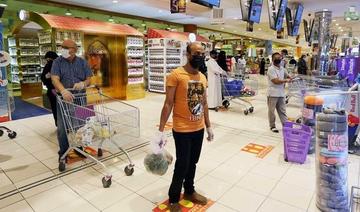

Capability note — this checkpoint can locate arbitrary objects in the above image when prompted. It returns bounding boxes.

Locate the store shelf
[128,72,144,76]
[166,64,181,67]
[149,88,165,93]
[128,63,144,67]
[128,80,144,85]
[149,72,164,76]
[149,64,165,68]
[22,72,42,75]
[127,54,144,57]
[126,45,144,48]
[19,45,39,48]
[149,80,164,85]
[19,54,40,57]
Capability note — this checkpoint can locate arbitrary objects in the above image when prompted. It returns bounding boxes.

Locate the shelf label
[328,134,348,152]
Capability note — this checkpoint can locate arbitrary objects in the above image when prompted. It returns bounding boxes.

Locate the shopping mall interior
[0,0,359,211]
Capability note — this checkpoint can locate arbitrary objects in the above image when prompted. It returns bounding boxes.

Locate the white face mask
[60,48,71,59]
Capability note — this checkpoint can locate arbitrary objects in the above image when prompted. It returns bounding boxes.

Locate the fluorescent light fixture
[112,0,118,3]
[65,9,72,16]
[0,3,7,7]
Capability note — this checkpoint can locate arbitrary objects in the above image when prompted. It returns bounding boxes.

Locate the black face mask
[273,59,282,65]
[189,55,205,69]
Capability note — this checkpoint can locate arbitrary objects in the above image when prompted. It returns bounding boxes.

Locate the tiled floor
[0,75,359,211]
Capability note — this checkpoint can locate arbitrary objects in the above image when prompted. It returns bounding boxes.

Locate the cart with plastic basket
[0,89,16,139]
[286,75,349,105]
[221,76,258,115]
[57,87,140,188]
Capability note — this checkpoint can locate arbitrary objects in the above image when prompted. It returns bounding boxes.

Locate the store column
[315,10,332,76]
[265,40,272,56]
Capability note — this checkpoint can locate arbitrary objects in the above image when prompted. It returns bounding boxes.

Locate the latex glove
[73,81,85,90]
[150,131,167,154]
[61,89,74,102]
[206,127,214,142]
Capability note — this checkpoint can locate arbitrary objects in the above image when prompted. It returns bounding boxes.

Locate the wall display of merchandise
[126,36,145,85]
[8,37,43,98]
[146,29,211,93]
[12,12,144,100]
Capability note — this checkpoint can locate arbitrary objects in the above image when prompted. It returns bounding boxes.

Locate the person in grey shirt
[51,39,92,171]
[267,52,292,133]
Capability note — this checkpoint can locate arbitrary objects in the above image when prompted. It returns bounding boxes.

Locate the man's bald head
[186,42,204,55]
[61,39,78,60]
[62,39,77,50]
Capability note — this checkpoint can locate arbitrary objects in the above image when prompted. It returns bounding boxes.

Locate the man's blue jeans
[56,101,69,159]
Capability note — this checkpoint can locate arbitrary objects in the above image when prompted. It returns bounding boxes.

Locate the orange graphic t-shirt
[167,67,208,133]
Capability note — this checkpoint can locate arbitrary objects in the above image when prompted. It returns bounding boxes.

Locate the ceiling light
[112,0,118,2]
[258,28,262,31]
[341,29,344,32]
[0,3,7,7]
[141,22,146,27]
[65,9,72,16]
[332,19,336,22]
[336,23,339,26]
[158,10,163,13]
[221,27,224,30]
[108,16,114,22]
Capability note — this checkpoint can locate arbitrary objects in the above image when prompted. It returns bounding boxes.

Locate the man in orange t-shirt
[157,42,214,212]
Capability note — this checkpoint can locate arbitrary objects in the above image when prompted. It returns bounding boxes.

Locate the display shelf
[126,36,145,88]
[126,45,144,48]
[128,54,145,57]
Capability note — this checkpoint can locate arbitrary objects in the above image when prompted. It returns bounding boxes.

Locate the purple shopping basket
[282,122,312,164]
[75,105,95,120]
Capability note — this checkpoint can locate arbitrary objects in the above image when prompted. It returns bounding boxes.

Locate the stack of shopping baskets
[221,75,258,115]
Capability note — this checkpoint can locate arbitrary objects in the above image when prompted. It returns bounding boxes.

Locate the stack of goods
[303,96,324,154]
[316,109,348,212]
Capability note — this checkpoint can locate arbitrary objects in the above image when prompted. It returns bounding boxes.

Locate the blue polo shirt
[51,56,93,89]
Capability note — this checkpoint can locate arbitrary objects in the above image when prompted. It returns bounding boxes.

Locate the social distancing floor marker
[67,146,107,164]
[153,195,214,212]
[241,143,274,159]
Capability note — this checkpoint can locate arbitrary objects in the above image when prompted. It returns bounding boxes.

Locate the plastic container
[316,110,349,212]
[283,122,312,164]
[223,79,243,96]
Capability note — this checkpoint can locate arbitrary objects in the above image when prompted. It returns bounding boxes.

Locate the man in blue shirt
[51,39,92,171]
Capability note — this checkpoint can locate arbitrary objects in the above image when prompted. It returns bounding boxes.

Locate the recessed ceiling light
[258,28,262,31]
[336,23,339,26]
[65,9,72,16]
[341,29,344,32]
[332,19,336,22]
[112,0,118,3]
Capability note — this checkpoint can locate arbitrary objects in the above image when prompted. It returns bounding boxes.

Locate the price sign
[302,108,314,119]
[328,134,348,152]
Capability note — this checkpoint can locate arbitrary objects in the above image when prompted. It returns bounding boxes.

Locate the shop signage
[337,56,360,85]
[170,0,186,13]
[267,0,288,31]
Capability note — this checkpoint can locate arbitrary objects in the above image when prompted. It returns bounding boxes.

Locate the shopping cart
[286,75,348,105]
[57,86,140,188]
[0,89,16,139]
[221,75,258,115]
[350,186,360,212]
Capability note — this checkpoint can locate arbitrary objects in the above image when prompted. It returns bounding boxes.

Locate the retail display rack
[126,36,145,85]
[146,29,212,93]
[147,38,183,93]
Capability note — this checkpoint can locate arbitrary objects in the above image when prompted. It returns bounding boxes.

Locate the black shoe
[271,127,279,133]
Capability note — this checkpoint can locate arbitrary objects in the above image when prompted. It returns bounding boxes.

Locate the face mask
[273,59,282,65]
[60,48,71,59]
[189,55,204,69]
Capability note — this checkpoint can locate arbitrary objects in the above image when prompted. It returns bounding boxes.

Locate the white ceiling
[50,0,360,46]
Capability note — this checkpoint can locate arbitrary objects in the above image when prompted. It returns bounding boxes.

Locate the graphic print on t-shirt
[187,80,205,121]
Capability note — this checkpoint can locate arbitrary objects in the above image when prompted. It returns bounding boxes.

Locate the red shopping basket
[283,122,312,164]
